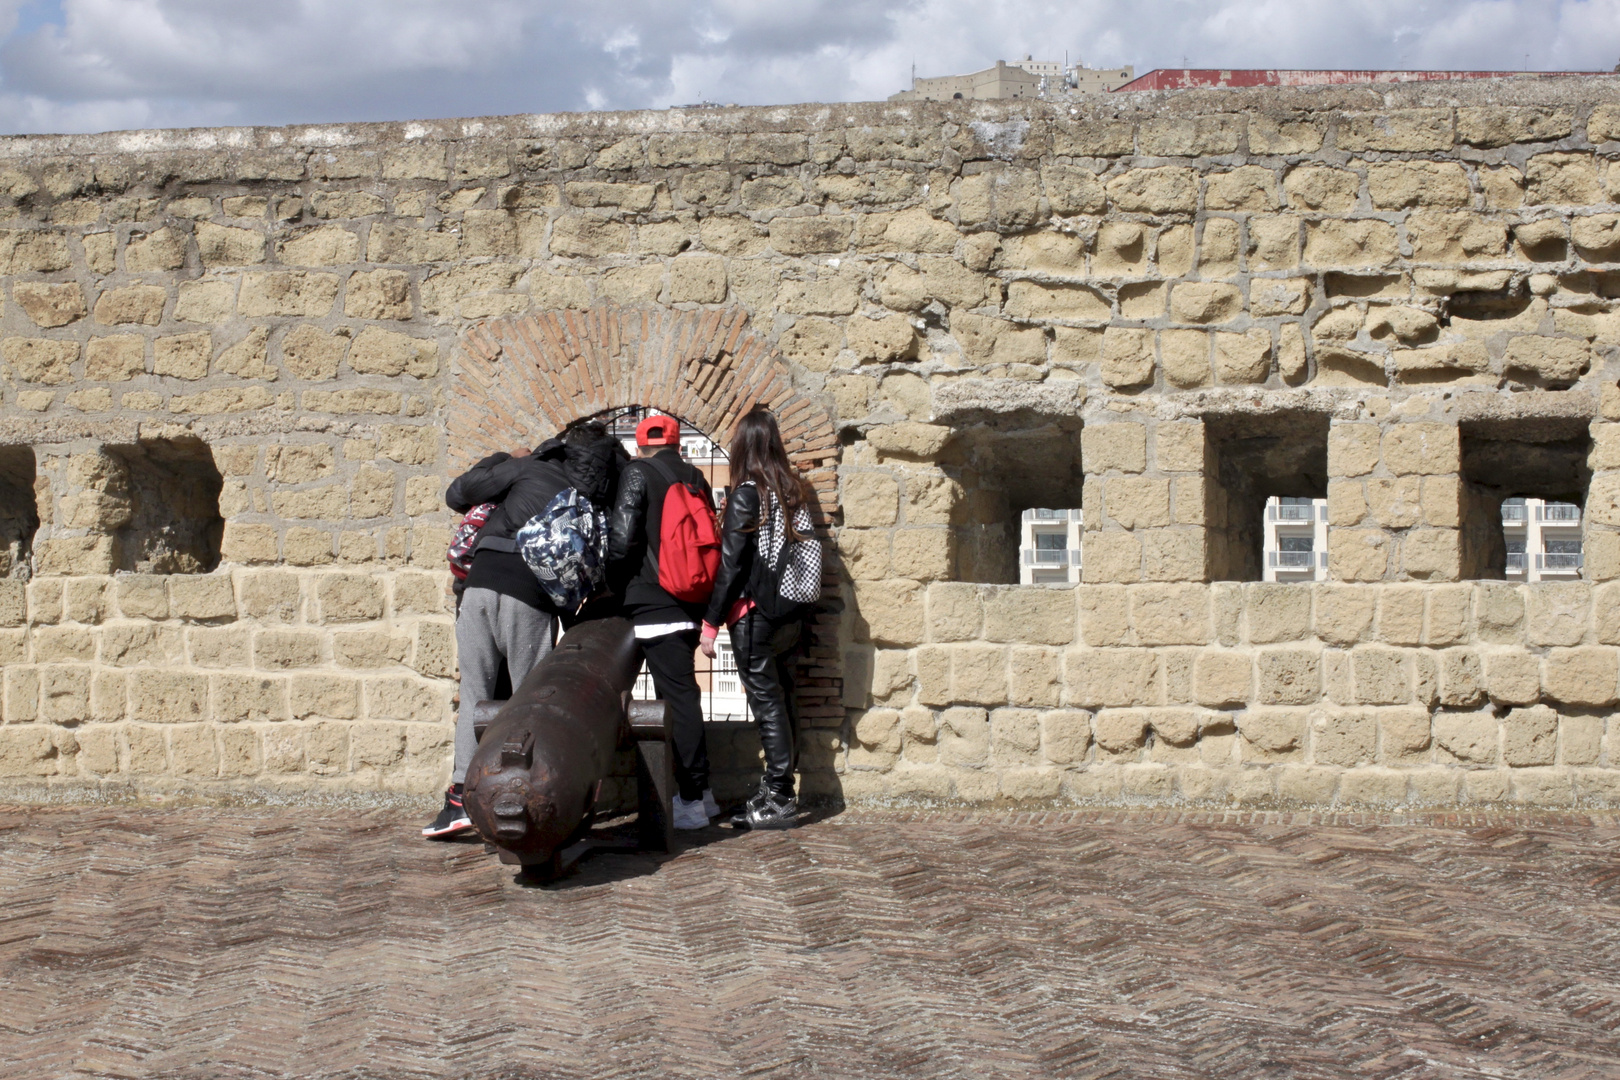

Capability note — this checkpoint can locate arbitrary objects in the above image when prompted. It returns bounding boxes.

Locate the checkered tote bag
[754,484,822,610]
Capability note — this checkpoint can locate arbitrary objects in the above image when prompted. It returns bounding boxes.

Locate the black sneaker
[422,786,474,839]
[729,787,799,831]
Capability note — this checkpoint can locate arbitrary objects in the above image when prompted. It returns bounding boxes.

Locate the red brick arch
[449,304,845,736]
[448,306,839,506]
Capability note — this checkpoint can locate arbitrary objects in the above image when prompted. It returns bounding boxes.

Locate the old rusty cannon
[462,617,675,875]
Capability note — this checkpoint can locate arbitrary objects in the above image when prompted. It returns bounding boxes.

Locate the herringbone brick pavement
[2,805,1618,1079]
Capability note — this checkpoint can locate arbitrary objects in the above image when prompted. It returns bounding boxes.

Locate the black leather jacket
[445,443,571,542]
[446,435,624,542]
[609,449,711,619]
[703,482,761,628]
[607,461,650,566]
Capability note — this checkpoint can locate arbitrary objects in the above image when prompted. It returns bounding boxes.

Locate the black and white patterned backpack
[747,482,822,616]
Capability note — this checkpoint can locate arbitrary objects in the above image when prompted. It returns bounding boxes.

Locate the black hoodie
[445,433,624,611]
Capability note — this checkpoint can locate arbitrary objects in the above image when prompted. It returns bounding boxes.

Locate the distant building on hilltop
[892,62,1606,103]
[1114,68,1607,91]
[889,56,1136,102]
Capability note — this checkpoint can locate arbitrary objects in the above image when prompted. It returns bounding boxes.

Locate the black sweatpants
[640,629,709,802]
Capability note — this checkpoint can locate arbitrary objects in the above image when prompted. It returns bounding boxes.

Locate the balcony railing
[1501,504,1527,522]
[1538,552,1583,570]
[1540,503,1581,522]
[1023,549,1081,566]
[1506,552,1527,571]
[1268,550,1324,569]
[1272,503,1316,521]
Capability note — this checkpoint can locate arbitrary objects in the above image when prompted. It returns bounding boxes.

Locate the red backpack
[645,457,721,602]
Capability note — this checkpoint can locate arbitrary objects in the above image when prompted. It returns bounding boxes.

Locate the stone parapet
[0,567,455,793]
[3,82,1620,804]
[838,580,1620,807]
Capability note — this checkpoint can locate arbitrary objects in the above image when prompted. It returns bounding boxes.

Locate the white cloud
[0,0,1616,135]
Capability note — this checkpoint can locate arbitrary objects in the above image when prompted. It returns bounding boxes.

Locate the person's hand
[699,637,717,659]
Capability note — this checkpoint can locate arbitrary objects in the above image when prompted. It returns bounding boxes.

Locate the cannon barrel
[463,617,644,867]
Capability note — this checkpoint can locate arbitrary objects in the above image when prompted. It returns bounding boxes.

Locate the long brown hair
[728,407,809,538]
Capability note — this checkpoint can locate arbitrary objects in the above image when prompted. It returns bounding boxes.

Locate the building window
[0,446,39,580]
[1020,508,1082,584]
[1205,411,1330,582]
[1461,417,1590,580]
[1263,497,1327,580]
[1503,499,1584,579]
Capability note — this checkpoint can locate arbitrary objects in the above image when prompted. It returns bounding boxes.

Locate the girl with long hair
[700,406,819,829]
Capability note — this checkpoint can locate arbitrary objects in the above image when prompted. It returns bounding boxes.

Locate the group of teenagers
[423,406,820,840]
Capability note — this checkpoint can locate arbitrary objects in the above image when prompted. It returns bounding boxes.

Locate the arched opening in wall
[0,447,40,580]
[1204,411,1330,582]
[586,405,750,724]
[451,307,842,796]
[1460,417,1591,581]
[949,415,1086,585]
[106,438,225,574]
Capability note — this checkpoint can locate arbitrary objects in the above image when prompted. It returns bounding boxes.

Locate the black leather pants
[728,612,800,799]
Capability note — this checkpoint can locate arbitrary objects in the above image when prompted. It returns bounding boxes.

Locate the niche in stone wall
[0,446,40,579]
[1460,416,1591,581]
[1204,410,1330,582]
[105,438,225,574]
[948,414,1086,585]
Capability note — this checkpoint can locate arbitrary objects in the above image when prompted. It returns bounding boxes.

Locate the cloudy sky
[0,0,1617,135]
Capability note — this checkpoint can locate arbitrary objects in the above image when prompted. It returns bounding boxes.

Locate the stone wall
[4,78,1620,806]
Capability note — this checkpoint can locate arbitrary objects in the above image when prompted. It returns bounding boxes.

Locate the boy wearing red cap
[608,414,720,829]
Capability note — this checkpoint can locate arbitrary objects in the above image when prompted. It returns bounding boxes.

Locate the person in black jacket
[699,407,816,831]
[608,413,719,830]
[423,421,624,839]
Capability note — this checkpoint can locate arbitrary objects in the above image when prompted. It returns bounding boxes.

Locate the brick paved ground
[3,806,1619,1079]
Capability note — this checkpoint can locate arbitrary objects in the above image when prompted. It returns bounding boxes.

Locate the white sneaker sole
[422,815,474,838]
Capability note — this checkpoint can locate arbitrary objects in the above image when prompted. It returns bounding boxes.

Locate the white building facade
[1019,508,1083,584]
[1263,496,1329,582]
[1502,497,1583,581]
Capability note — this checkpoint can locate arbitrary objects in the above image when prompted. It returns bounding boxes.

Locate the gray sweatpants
[453,588,555,784]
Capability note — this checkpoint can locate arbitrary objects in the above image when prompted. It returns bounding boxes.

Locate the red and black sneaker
[422,785,474,839]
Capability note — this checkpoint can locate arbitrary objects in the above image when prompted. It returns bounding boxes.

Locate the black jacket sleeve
[444,452,519,513]
[704,482,760,628]
[608,461,648,565]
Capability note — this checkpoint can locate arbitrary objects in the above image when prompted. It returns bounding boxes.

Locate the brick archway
[449,304,846,758]
[449,306,838,494]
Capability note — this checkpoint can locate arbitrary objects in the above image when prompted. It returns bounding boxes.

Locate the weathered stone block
[129,670,208,723]
[1236,708,1306,760]
[1081,423,1147,474]
[1081,533,1141,584]
[982,588,1075,646]
[169,575,236,622]
[1105,167,1199,213]
[854,579,925,647]
[1194,651,1251,706]
[1064,648,1159,707]
[841,472,899,527]
[1542,647,1619,706]
[238,272,340,317]
[1257,649,1321,705]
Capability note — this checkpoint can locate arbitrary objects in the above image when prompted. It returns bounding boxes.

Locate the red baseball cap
[635,414,680,447]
